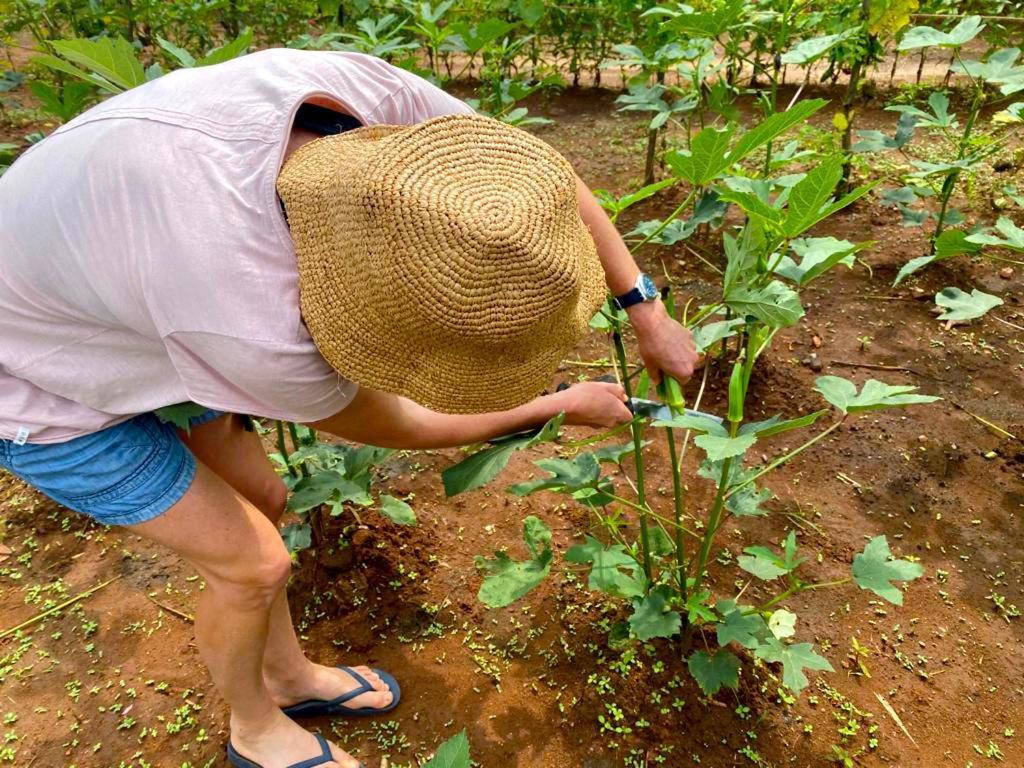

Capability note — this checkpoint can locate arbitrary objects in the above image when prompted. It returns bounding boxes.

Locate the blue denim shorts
[0,409,225,527]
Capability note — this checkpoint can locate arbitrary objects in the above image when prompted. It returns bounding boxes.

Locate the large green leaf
[629,586,682,640]
[690,318,744,353]
[288,471,372,513]
[725,280,804,327]
[422,730,471,768]
[725,99,826,167]
[898,15,984,50]
[781,30,857,65]
[153,402,209,432]
[852,535,924,605]
[716,604,771,649]
[378,494,417,525]
[157,36,197,68]
[934,287,1003,322]
[694,432,757,461]
[666,126,735,185]
[893,230,982,286]
[508,453,600,496]
[754,638,833,694]
[815,376,939,414]
[966,217,1024,251]
[652,412,728,436]
[737,531,804,580]
[951,48,1024,95]
[198,28,254,66]
[687,649,741,696]
[442,413,564,496]
[565,536,647,598]
[739,410,828,438]
[476,516,552,608]
[774,237,864,286]
[280,522,312,553]
[49,38,147,92]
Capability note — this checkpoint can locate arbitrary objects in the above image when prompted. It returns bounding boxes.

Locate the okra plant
[442,100,936,698]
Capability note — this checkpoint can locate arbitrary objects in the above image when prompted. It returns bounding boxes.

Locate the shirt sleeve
[164,331,358,422]
[370,66,476,125]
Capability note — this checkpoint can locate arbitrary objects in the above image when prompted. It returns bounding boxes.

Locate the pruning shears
[627,397,724,425]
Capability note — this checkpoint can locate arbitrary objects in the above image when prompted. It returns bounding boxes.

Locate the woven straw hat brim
[278,115,605,414]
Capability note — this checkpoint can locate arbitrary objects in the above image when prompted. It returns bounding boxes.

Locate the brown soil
[2,87,1023,768]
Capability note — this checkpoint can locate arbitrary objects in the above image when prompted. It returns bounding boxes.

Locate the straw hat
[277,114,606,414]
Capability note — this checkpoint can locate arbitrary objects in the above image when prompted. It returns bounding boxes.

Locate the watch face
[639,273,659,300]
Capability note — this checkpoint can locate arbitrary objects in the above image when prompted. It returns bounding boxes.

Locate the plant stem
[629,188,698,255]
[1,577,120,639]
[665,428,688,601]
[612,329,652,582]
[276,420,298,478]
[286,421,309,478]
[725,419,844,500]
[932,80,984,249]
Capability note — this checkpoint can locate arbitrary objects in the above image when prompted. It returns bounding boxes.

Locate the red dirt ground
[1,86,1023,768]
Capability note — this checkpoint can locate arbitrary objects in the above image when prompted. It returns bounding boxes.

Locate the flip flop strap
[322,665,374,707]
[287,734,334,768]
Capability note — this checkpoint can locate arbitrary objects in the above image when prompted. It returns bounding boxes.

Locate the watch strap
[612,287,645,311]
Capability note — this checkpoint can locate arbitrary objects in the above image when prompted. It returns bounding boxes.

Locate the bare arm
[576,176,699,385]
[309,381,631,449]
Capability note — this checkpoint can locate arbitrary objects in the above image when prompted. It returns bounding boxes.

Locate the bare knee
[251,477,288,524]
[203,544,291,610]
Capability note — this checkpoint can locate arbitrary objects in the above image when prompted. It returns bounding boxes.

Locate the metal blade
[627,398,724,425]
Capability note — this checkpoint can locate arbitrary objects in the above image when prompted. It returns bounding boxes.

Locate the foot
[267,663,394,712]
[230,709,360,768]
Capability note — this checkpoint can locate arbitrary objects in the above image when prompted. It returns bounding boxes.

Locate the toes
[352,666,387,693]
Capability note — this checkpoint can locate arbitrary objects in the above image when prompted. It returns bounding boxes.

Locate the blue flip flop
[226,733,363,768]
[282,666,401,719]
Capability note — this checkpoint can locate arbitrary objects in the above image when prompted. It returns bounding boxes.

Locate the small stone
[1000,267,1014,279]
[918,435,928,443]
[812,334,822,348]
[806,353,823,372]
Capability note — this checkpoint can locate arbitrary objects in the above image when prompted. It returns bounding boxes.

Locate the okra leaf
[688,649,741,696]
[288,471,372,513]
[691,318,745,354]
[572,477,616,508]
[694,432,757,461]
[726,484,773,517]
[508,453,601,496]
[773,237,864,286]
[421,730,470,768]
[685,589,717,624]
[378,494,417,526]
[49,38,147,92]
[898,15,984,50]
[887,91,957,129]
[154,402,210,432]
[442,413,564,496]
[725,280,804,328]
[726,99,826,167]
[280,523,312,553]
[665,126,735,185]
[739,409,828,438]
[966,216,1024,251]
[852,535,924,605]
[197,28,254,66]
[591,442,638,464]
[815,376,939,413]
[476,516,552,608]
[852,112,916,152]
[565,536,647,598]
[647,526,675,558]
[781,30,856,65]
[738,531,804,580]
[717,188,784,227]
[894,228,980,285]
[934,287,1003,321]
[754,638,833,694]
[629,586,682,641]
[653,413,728,436]
[157,36,197,68]
[716,604,771,649]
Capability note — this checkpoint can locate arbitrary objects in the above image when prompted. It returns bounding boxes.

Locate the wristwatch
[612,272,660,311]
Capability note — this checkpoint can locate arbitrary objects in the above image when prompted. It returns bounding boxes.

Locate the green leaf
[280,523,312,553]
[591,442,636,464]
[49,38,147,92]
[476,516,552,608]
[685,589,717,624]
[966,216,1024,251]
[33,53,123,94]
[666,126,735,185]
[422,730,471,768]
[852,535,924,605]
[781,156,845,238]
[691,318,744,353]
[739,410,828,438]
[565,536,647,598]
[378,494,416,525]
[726,99,826,167]
[694,432,757,461]
[934,287,1003,322]
[892,254,938,286]
[647,526,675,558]
[198,28,254,66]
[153,402,209,431]
[652,413,728,436]
[898,15,984,50]
[852,112,916,152]
[288,471,372,513]
[508,453,600,496]
[768,608,797,639]
[755,638,833,694]
[774,237,863,286]
[629,586,682,640]
[716,605,771,649]
[442,413,564,496]
[687,649,741,696]
[888,91,957,129]
[781,30,857,65]
[815,376,939,414]
[725,280,804,327]
[868,0,918,38]
[157,36,197,68]
[727,484,773,517]
[738,551,789,580]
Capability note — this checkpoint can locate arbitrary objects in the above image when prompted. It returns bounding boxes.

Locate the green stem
[628,188,698,255]
[933,81,984,249]
[666,428,688,602]
[612,329,652,582]
[276,420,298,478]
[749,577,853,614]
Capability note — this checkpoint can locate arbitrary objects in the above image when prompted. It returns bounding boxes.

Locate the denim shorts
[0,409,225,527]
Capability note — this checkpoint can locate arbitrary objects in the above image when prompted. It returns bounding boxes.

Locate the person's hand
[628,300,699,385]
[552,381,633,428]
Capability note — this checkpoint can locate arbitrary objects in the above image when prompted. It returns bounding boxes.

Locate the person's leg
[129,461,358,768]
[179,415,393,711]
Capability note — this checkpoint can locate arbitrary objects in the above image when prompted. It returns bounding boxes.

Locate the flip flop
[282,666,401,719]
[226,733,363,768]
